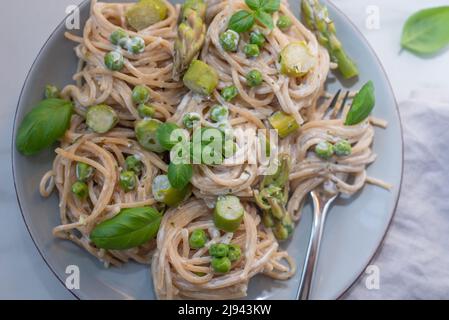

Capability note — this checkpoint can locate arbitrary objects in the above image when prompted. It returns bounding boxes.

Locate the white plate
[12,0,403,299]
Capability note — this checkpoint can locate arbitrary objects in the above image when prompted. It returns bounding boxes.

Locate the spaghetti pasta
[35,0,389,299]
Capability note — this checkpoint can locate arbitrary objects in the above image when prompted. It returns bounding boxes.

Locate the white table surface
[1,0,448,299]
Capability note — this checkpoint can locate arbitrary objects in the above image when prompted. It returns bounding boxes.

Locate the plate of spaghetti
[12,0,402,300]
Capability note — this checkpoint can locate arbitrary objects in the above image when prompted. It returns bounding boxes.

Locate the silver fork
[295,89,347,300]
[296,187,338,300]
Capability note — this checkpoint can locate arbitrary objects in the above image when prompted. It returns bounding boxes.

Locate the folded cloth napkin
[343,89,449,299]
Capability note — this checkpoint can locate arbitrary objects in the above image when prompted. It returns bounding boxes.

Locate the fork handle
[296,192,331,300]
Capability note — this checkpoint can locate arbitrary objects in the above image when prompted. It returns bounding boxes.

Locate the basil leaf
[156,122,181,151]
[401,6,449,55]
[168,162,193,189]
[16,98,73,156]
[245,0,261,11]
[255,10,274,30]
[260,0,280,13]
[344,81,375,126]
[90,207,162,250]
[229,10,255,33]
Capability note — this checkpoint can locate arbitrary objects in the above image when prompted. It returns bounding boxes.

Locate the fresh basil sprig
[258,0,281,13]
[344,81,375,126]
[229,10,256,33]
[90,207,162,250]
[168,162,193,189]
[401,6,449,55]
[254,10,274,30]
[156,122,182,151]
[228,0,280,32]
[16,98,73,156]
[245,0,280,12]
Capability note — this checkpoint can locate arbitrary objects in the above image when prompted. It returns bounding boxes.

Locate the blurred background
[0,0,448,299]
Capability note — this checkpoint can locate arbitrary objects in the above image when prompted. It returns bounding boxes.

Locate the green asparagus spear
[254,154,295,240]
[262,211,275,228]
[173,0,207,80]
[301,0,358,79]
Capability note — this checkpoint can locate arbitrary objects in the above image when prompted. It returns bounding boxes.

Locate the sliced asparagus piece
[86,105,119,133]
[214,195,244,232]
[183,60,218,96]
[152,175,192,206]
[279,41,316,77]
[269,111,300,138]
[126,0,168,31]
[135,118,165,153]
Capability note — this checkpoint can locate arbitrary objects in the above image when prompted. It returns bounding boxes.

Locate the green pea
[210,105,229,122]
[110,28,128,46]
[334,140,352,157]
[277,15,292,31]
[227,244,241,262]
[137,104,156,118]
[189,229,208,249]
[45,85,60,99]
[104,51,124,71]
[249,30,265,47]
[220,85,238,102]
[209,243,229,258]
[211,256,231,273]
[243,44,260,58]
[219,29,239,52]
[125,155,143,175]
[132,85,150,104]
[126,36,146,54]
[135,118,165,153]
[75,162,94,182]
[119,170,137,192]
[246,69,263,87]
[315,141,334,159]
[182,112,201,129]
[72,181,88,199]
